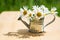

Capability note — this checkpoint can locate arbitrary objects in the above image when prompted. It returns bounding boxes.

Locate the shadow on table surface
[4,29,45,38]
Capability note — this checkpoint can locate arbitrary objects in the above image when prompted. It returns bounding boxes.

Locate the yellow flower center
[23,10,27,15]
[51,10,55,14]
[29,13,32,17]
[37,12,42,17]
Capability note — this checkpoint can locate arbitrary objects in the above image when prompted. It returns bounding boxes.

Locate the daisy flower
[39,5,50,16]
[50,7,58,15]
[36,9,44,19]
[33,5,44,19]
[27,9,34,20]
[20,6,28,18]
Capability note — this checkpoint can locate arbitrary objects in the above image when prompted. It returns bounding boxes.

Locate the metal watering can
[18,14,55,33]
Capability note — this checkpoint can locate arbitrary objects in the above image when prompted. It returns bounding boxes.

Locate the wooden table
[0,11,60,40]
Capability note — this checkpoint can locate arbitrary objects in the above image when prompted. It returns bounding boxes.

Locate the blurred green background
[0,0,60,16]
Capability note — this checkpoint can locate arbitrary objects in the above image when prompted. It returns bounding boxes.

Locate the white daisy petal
[40,5,45,9]
[54,12,58,14]
[51,7,57,11]
[44,8,50,14]
[32,5,38,9]
[23,6,28,10]
[20,8,23,11]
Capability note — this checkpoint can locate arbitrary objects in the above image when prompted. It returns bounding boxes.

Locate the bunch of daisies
[19,5,58,20]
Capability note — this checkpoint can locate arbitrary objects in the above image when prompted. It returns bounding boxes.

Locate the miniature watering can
[18,14,55,33]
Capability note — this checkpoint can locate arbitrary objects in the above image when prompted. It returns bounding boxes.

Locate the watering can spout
[18,17,30,29]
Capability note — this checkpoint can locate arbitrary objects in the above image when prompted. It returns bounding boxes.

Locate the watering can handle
[44,14,55,28]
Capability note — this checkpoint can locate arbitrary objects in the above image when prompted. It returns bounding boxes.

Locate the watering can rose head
[19,5,58,20]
